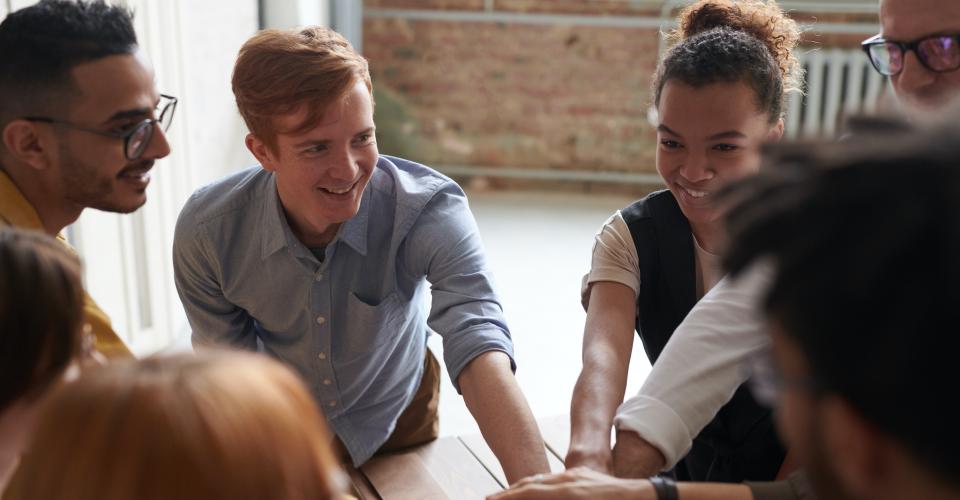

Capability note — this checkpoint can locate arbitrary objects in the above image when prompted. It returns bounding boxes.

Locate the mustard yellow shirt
[0,170,132,359]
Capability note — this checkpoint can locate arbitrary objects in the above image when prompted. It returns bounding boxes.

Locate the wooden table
[345,415,570,500]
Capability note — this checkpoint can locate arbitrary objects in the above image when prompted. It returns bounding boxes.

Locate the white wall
[262,0,330,29]
[1,0,259,355]
[95,0,258,355]
[1,0,35,17]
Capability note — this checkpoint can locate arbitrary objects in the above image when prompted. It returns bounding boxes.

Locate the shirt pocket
[342,291,407,356]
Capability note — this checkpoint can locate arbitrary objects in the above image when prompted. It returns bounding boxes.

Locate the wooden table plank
[362,449,448,500]
[458,433,565,488]
[361,437,502,500]
[537,414,571,462]
[344,464,381,500]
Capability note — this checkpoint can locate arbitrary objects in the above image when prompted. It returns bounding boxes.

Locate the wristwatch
[650,476,679,500]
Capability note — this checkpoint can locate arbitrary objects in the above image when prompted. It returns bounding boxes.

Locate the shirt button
[323,379,332,385]
[315,273,323,281]
[316,316,326,325]
[318,352,327,360]
[329,401,337,407]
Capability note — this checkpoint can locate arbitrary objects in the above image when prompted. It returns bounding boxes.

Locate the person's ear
[820,395,892,499]
[768,118,785,142]
[245,133,280,172]
[2,120,53,171]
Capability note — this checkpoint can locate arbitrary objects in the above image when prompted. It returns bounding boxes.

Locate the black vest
[623,190,785,483]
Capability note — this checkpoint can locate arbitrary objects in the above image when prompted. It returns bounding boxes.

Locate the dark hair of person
[653,0,803,123]
[0,228,85,411]
[0,0,137,130]
[723,115,960,485]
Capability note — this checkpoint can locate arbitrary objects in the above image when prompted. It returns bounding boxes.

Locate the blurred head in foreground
[0,227,85,490]
[725,108,960,500]
[8,351,346,500]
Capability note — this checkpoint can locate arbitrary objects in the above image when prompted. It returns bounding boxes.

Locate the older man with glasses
[0,0,174,359]
[862,0,960,109]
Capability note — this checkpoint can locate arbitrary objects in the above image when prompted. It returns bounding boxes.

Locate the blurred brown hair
[0,227,84,411]
[9,351,345,500]
[232,26,372,151]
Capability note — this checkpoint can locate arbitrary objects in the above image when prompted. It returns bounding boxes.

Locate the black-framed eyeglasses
[22,94,178,161]
[862,33,960,77]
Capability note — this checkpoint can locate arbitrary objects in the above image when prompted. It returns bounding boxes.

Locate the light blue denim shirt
[173,155,515,465]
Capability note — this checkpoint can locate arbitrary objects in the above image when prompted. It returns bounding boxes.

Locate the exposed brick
[801,32,873,49]
[363,1,882,191]
[493,0,662,16]
[365,0,485,10]
[366,17,661,173]
[791,11,878,25]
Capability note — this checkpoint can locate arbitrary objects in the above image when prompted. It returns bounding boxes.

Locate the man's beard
[60,143,148,214]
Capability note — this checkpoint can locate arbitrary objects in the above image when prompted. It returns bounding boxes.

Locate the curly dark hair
[653,0,803,123]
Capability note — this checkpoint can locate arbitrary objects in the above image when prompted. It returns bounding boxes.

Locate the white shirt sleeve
[580,211,641,309]
[613,262,774,469]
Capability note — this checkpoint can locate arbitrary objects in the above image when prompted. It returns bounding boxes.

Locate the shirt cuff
[442,325,516,394]
[613,395,693,470]
[583,271,640,297]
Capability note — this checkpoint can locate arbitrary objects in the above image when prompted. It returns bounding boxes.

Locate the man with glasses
[568,0,960,485]
[0,0,174,358]
[863,0,960,109]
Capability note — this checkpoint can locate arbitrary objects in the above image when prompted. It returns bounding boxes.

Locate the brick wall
[363,1,880,190]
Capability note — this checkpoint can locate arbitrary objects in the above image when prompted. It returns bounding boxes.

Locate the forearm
[612,430,666,478]
[568,355,629,458]
[459,351,549,484]
[568,281,636,469]
[677,483,754,500]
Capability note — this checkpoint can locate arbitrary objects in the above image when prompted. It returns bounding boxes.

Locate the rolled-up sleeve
[614,262,773,469]
[173,206,257,351]
[407,186,515,393]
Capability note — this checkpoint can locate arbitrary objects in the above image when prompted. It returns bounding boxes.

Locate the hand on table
[487,467,654,500]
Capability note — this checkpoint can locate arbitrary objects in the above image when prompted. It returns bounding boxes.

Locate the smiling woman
[567,0,802,484]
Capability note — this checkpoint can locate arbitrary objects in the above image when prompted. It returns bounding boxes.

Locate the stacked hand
[487,467,655,500]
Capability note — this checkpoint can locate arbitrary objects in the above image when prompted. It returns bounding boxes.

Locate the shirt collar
[259,169,372,259]
[0,169,44,230]
[337,178,371,257]
[260,173,290,259]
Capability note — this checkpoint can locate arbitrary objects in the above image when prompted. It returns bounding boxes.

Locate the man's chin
[89,194,148,214]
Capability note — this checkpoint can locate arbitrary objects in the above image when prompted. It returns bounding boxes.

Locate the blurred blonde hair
[8,350,345,500]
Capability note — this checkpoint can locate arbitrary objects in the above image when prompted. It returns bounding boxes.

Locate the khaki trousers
[333,350,441,463]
